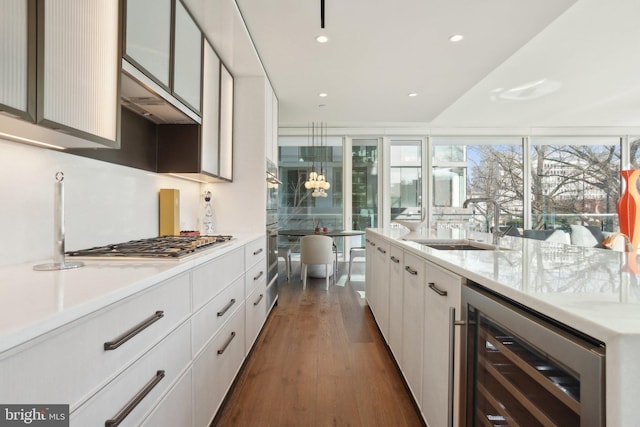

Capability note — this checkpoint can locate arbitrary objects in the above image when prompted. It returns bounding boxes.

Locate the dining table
[278,229,365,278]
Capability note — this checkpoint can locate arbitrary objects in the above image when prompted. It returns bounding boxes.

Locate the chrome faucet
[463,197,503,246]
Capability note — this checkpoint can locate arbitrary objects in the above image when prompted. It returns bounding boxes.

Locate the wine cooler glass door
[463,285,605,427]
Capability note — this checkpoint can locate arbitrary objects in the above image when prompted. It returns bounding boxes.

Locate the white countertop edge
[367,228,628,345]
[0,233,264,355]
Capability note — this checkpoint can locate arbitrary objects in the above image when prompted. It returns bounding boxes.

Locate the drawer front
[193,305,246,427]
[425,261,463,305]
[245,258,266,298]
[71,321,191,427]
[244,236,266,269]
[245,285,266,354]
[192,247,244,311]
[140,368,192,427]
[192,275,245,357]
[0,274,190,410]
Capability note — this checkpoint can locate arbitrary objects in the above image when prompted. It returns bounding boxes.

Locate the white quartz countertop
[369,227,640,344]
[0,233,263,354]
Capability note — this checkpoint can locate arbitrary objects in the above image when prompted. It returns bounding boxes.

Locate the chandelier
[304,122,331,197]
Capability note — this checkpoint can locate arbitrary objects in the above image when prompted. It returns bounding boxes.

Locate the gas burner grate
[67,235,233,258]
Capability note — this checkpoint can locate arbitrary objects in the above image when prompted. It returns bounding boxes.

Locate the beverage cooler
[462,283,605,427]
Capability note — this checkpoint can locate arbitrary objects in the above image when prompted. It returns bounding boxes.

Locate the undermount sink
[405,238,501,251]
[424,243,491,250]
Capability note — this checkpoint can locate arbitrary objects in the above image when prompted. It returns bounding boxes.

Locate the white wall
[0,138,202,267]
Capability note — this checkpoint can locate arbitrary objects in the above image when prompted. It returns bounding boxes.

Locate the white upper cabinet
[124,0,171,87]
[173,0,202,113]
[123,0,202,116]
[219,63,234,181]
[0,0,33,118]
[201,40,220,176]
[0,0,119,147]
[265,81,279,163]
[39,0,120,145]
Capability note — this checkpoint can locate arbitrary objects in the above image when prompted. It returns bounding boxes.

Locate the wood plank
[213,263,424,426]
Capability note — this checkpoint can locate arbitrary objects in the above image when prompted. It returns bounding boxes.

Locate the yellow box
[159,189,180,236]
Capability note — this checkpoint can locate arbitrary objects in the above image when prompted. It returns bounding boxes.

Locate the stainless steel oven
[266,212,278,286]
[266,159,281,311]
[462,283,605,427]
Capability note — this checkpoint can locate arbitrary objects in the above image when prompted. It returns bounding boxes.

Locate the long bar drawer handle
[253,294,264,306]
[253,248,264,255]
[104,311,164,351]
[217,299,236,317]
[429,282,448,297]
[377,247,387,254]
[390,256,400,264]
[254,271,264,281]
[405,266,418,276]
[105,370,165,427]
[217,331,236,355]
[370,241,376,247]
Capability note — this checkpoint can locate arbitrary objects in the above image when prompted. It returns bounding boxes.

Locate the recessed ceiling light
[449,34,464,42]
[316,35,329,43]
[319,93,328,97]
[408,93,418,97]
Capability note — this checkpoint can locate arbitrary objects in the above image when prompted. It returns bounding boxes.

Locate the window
[390,140,422,220]
[278,136,343,231]
[352,139,379,231]
[530,137,620,232]
[431,137,523,232]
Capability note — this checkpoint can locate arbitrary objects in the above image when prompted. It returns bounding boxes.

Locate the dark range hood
[120,60,200,126]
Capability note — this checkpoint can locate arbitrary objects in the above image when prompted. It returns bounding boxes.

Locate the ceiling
[233,0,578,127]
[187,0,640,130]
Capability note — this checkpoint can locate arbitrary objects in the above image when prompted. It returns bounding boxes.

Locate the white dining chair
[300,235,335,290]
[348,246,366,281]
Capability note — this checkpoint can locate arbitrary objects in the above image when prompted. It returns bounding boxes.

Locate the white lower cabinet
[245,283,267,354]
[422,261,463,427]
[388,244,404,360]
[0,273,190,410]
[365,236,375,311]
[0,236,273,427]
[141,368,193,427]
[365,231,466,427]
[193,304,246,427]
[371,237,391,341]
[191,275,245,357]
[401,251,425,405]
[71,321,191,427]
[365,234,391,341]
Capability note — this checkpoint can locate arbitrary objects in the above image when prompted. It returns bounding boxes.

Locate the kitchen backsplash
[0,138,202,267]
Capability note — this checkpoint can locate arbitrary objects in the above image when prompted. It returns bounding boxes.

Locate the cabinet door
[39,0,119,145]
[124,0,171,88]
[372,238,390,341]
[193,305,246,427]
[201,40,220,176]
[0,0,34,119]
[364,236,376,312]
[218,63,234,180]
[422,261,463,427]
[402,252,424,406]
[140,369,192,427]
[245,285,266,354]
[388,244,404,360]
[272,92,278,161]
[173,0,202,113]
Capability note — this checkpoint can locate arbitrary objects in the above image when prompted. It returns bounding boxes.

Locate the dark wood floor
[213,262,424,427]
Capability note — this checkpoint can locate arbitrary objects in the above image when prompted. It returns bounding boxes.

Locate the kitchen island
[367,227,640,427]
